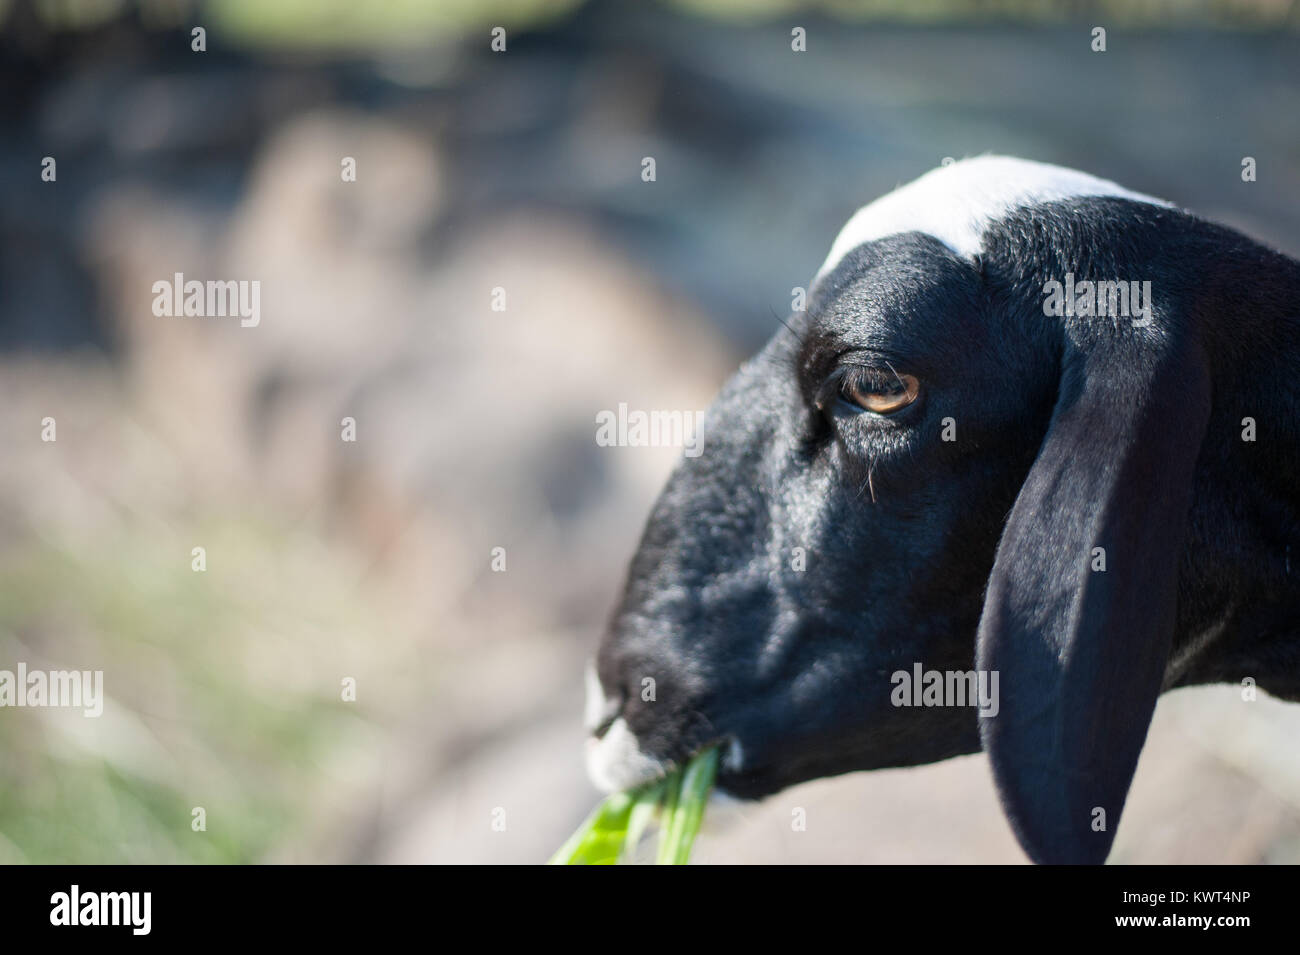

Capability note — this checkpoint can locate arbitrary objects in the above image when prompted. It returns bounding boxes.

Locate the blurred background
[2,0,1299,864]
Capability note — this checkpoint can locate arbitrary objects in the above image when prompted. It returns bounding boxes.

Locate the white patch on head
[585,717,666,793]
[815,155,1173,282]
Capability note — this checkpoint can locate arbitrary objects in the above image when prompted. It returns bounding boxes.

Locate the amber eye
[840,369,920,414]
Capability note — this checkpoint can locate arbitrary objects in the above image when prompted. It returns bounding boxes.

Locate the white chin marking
[585,718,665,793]
[815,155,1172,281]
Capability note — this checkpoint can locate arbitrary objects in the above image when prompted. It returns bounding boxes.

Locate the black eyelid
[837,365,910,401]
[843,365,897,387]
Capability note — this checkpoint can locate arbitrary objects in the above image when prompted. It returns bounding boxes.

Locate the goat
[584,156,1300,864]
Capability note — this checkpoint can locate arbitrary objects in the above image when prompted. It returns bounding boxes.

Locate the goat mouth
[585,721,737,794]
[584,717,665,792]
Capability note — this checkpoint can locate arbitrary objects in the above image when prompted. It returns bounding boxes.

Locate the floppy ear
[976,327,1211,864]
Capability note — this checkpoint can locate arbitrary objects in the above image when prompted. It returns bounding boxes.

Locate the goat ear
[975,329,1211,864]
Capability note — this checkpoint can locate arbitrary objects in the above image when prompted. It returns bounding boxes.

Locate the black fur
[593,193,1300,864]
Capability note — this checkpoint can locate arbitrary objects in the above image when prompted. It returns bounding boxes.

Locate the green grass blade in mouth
[658,747,719,865]
[620,779,665,864]
[546,790,636,865]
[549,746,719,865]
[653,768,682,865]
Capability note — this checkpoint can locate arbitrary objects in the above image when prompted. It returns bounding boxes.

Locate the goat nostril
[592,713,618,740]
[583,660,626,739]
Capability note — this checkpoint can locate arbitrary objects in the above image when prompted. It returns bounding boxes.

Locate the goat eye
[839,369,920,414]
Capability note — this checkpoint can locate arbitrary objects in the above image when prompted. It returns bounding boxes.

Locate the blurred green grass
[209,0,585,49]
[0,519,389,863]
